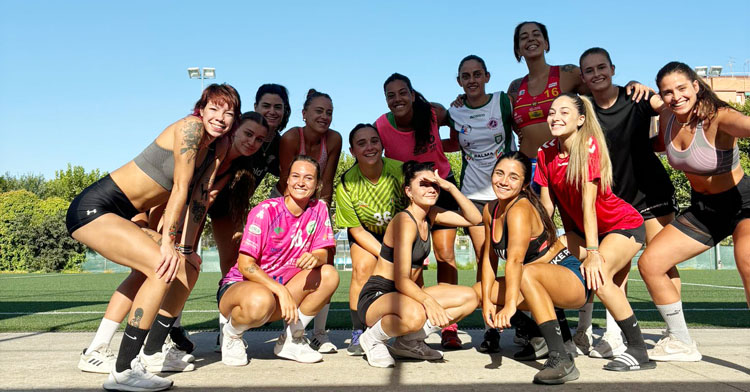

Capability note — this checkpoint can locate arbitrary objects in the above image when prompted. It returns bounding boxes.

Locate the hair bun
[306,89,318,99]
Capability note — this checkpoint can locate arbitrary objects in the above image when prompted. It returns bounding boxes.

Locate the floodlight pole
[187,67,216,91]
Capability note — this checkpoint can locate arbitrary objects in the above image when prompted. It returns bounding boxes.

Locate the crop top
[512,66,561,129]
[379,210,431,268]
[489,197,550,263]
[664,115,740,176]
[134,141,216,192]
[298,127,329,170]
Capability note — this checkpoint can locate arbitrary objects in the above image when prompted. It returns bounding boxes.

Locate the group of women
[67,20,750,392]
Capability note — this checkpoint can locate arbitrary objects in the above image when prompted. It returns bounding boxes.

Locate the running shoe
[168,326,194,354]
[274,329,323,363]
[359,327,395,368]
[163,336,194,363]
[603,350,657,371]
[221,328,248,367]
[78,344,116,374]
[514,336,549,361]
[513,327,530,346]
[478,328,501,354]
[103,357,173,392]
[589,331,626,359]
[440,323,462,350]
[389,337,443,360]
[140,345,195,373]
[347,329,364,356]
[572,328,592,355]
[647,333,702,362]
[533,351,580,385]
[309,330,338,353]
[564,339,579,358]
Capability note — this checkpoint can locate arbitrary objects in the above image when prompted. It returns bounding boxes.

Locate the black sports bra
[380,210,431,269]
[490,197,550,264]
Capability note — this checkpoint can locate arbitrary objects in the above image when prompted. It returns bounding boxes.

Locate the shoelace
[226,336,247,351]
[543,353,564,369]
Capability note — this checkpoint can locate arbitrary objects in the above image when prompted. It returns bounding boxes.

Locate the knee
[319,264,340,290]
[352,260,373,282]
[433,243,455,262]
[519,265,540,292]
[462,287,480,309]
[241,291,276,320]
[637,251,661,278]
[472,282,482,302]
[404,305,427,332]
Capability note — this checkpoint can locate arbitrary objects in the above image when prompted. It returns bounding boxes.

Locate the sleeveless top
[134,141,216,192]
[375,109,452,179]
[298,127,329,170]
[664,115,740,176]
[490,197,550,264]
[379,210,432,268]
[513,66,561,129]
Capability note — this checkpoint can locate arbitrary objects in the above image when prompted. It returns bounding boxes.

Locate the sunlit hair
[656,61,733,125]
[383,73,435,154]
[493,152,557,244]
[554,93,613,193]
[303,88,332,111]
[513,21,549,62]
[579,47,613,68]
[288,154,322,199]
[457,54,488,75]
[255,83,291,132]
[191,83,241,119]
[402,160,435,198]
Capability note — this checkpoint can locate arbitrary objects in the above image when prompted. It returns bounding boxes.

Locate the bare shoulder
[508,77,524,96]
[559,64,579,74]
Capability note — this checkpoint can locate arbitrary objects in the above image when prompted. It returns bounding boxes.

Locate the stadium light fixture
[187,67,216,90]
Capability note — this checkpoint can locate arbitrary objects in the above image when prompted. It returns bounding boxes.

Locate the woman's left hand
[581,250,605,291]
[296,252,320,270]
[494,304,517,330]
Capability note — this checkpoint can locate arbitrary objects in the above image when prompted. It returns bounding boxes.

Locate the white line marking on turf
[630,278,744,290]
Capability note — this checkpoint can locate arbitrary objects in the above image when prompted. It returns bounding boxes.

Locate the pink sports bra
[298,127,329,169]
[664,115,739,176]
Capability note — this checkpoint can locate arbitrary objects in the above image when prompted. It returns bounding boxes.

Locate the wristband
[175,244,194,255]
[585,246,599,251]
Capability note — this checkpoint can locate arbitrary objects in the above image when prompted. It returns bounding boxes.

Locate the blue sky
[1,0,748,179]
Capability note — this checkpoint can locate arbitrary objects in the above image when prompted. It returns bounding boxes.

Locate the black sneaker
[533,351,580,385]
[513,327,530,346]
[564,339,579,358]
[513,336,548,361]
[478,328,501,353]
[169,326,195,354]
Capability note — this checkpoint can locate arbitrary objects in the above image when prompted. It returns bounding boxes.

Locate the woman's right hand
[482,301,498,330]
[423,296,453,328]
[157,241,180,283]
[276,286,299,325]
[450,94,466,108]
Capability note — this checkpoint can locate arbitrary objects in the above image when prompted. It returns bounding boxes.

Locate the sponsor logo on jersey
[519,89,526,96]
[256,210,265,219]
[306,221,316,234]
[274,227,284,235]
[86,209,97,216]
[487,118,499,129]
[248,224,261,235]
[324,219,331,227]
[469,113,485,119]
[549,82,558,88]
[529,109,544,119]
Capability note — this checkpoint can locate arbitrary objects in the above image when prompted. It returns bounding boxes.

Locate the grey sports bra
[134,141,216,191]
[664,114,739,176]
[379,210,431,269]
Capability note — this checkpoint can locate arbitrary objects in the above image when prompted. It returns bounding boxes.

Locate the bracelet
[585,246,599,251]
[175,244,194,254]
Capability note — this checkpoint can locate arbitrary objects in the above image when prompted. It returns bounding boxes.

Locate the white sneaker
[78,344,116,373]
[140,346,195,373]
[309,330,338,353]
[573,329,592,355]
[221,326,248,367]
[163,336,194,363]
[648,333,702,362]
[274,329,323,363]
[389,337,443,360]
[359,327,395,368]
[589,332,626,359]
[103,357,173,391]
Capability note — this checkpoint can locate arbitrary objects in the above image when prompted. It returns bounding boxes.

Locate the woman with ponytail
[638,62,750,362]
[535,93,654,372]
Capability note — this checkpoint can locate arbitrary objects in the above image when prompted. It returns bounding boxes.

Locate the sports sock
[350,309,365,331]
[538,320,566,355]
[555,308,573,342]
[224,317,248,337]
[656,301,691,344]
[86,318,120,355]
[424,319,442,336]
[402,320,432,341]
[510,311,541,337]
[115,324,148,373]
[605,309,622,339]
[143,314,176,355]
[313,303,330,333]
[616,314,648,362]
[285,310,315,338]
[369,319,391,342]
[577,302,593,332]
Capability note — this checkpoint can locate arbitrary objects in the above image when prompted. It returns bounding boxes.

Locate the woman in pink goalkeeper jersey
[216,155,340,367]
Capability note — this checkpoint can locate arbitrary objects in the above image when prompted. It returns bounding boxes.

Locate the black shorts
[433,174,460,231]
[66,175,140,235]
[570,223,646,246]
[357,275,398,327]
[461,199,491,227]
[347,228,384,249]
[548,248,591,301]
[216,281,238,305]
[632,193,679,221]
[671,175,750,246]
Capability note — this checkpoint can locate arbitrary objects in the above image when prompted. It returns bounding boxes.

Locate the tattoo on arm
[244,264,258,274]
[560,64,576,73]
[508,78,522,96]
[129,308,144,328]
[190,200,206,224]
[179,121,203,163]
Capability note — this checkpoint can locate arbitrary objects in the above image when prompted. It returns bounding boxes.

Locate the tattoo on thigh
[129,308,144,328]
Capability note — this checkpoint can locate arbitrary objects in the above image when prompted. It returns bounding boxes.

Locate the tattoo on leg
[191,200,206,223]
[129,308,144,328]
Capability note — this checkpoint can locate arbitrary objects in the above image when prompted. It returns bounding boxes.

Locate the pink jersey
[375,110,452,179]
[533,138,643,234]
[221,197,335,285]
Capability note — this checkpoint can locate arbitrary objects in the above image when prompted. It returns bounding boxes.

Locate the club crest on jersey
[494,133,504,144]
[306,221,316,235]
[487,118,499,129]
[519,89,526,96]
[248,224,262,235]
[458,124,472,135]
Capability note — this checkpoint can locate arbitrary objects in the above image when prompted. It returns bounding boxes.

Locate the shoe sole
[144,365,195,373]
[359,332,394,368]
[388,345,443,360]
[346,347,364,357]
[78,361,112,374]
[222,358,249,367]
[315,344,338,354]
[603,360,657,371]
[533,367,581,385]
[103,379,173,392]
[477,346,501,354]
[648,352,702,362]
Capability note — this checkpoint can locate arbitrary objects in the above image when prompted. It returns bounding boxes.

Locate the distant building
[695,65,750,105]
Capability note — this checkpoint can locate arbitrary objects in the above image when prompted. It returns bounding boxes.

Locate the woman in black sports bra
[356,161,481,368]
[476,152,588,385]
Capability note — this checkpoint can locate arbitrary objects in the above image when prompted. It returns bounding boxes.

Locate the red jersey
[533,138,643,234]
[513,66,561,129]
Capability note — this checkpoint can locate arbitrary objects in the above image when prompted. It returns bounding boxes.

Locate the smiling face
[458,59,490,101]
[254,93,285,133]
[199,100,236,138]
[233,119,268,157]
[302,96,333,134]
[580,53,615,94]
[516,23,548,61]
[658,71,700,117]
[405,170,439,207]
[287,160,319,202]
[385,79,415,120]
[350,127,383,166]
[492,158,526,201]
[547,96,585,138]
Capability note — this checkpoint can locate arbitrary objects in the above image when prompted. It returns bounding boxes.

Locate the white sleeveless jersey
[449,91,517,200]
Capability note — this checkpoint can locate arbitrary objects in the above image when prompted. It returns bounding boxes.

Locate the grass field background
[0,270,747,332]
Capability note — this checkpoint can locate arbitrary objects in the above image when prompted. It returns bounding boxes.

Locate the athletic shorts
[461,199,491,227]
[216,281,238,305]
[671,175,750,246]
[66,175,140,235]
[548,248,591,301]
[570,223,646,246]
[357,275,398,327]
[347,228,384,249]
[433,174,460,231]
[633,193,679,221]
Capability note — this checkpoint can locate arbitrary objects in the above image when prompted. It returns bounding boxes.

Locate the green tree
[0,172,47,197]
[0,190,39,270]
[45,164,105,202]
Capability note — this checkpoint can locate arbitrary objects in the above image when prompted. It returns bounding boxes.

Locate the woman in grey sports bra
[356,161,482,368]
[638,62,750,363]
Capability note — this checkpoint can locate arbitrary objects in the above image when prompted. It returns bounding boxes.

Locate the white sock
[224,317,248,337]
[173,313,182,328]
[313,304,330,333]
[577,302,594,333]
[86,318,120,355]
[285,310,315,338]
[656,301,692,344]
[604,309,622,338]
[424,319,441,336]
[402,321,430,341]
[369,320,391,342]
[219,312,229,325]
